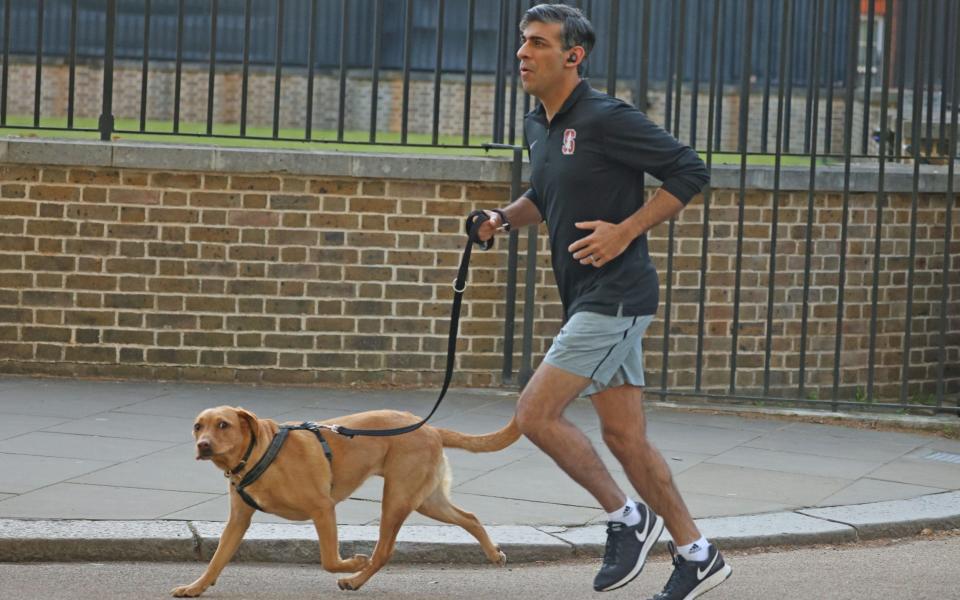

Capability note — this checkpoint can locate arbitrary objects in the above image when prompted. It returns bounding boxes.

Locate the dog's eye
[193,423,201,431]
[218,421,229,429]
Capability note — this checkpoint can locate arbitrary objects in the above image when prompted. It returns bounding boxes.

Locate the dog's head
[192,405,259,462]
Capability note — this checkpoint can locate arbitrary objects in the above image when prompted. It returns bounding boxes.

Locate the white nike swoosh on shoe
[635,526,647,543]
[696,551,719,581]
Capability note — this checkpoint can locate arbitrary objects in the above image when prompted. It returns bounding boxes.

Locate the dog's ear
[235,407,259,437]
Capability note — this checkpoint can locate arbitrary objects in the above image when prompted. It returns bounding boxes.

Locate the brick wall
[0,142,957,402]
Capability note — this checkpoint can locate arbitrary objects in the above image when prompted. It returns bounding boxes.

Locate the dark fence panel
[3,0,859,83]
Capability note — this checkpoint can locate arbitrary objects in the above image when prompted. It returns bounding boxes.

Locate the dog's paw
[337,577,360,591]
[495,550,508,566]
[170,583,206,597]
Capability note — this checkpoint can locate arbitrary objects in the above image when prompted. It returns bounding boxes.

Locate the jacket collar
[533,79,591,124]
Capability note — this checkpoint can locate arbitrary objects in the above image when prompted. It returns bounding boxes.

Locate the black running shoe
[649,541,732,600]
[592,503,665,592]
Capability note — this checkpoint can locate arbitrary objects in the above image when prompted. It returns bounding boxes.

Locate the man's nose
[516,42,528,60]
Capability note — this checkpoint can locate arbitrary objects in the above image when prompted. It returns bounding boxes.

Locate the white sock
[678,537,710,562]
[606,498,641,527]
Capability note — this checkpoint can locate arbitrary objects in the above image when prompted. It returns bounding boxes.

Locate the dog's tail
[436,416,520,453]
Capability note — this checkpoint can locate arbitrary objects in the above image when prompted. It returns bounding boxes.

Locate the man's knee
[601,424,649,456]
[515,399,545,439]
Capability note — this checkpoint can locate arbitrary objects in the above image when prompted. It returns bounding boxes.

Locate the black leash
[324,210,494,439]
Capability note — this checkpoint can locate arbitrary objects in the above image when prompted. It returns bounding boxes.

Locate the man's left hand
[568,220,632,268]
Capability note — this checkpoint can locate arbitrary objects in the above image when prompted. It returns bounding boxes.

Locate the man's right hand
[475,210,504,243]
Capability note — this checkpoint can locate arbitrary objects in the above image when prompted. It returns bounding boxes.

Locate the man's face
[517,20,571,98]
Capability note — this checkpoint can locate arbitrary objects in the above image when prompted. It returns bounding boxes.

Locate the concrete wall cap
[2,138,958,193]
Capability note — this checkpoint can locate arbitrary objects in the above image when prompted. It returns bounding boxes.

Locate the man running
[474,5,730,599]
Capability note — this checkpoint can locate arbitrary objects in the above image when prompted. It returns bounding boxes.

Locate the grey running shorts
[542,308,654,397]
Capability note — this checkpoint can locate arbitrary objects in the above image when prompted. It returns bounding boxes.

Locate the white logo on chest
[562,128,577,155]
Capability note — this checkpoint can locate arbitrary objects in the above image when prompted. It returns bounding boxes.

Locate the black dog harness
[228,421,333,512]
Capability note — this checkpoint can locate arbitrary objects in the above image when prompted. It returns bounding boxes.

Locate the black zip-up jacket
[523,80,709,320]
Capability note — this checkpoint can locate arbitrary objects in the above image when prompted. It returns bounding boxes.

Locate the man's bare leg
[515,362,626,513]
[590,384,699,545]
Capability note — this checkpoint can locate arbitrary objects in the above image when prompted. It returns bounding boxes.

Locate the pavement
[0,375,958,565]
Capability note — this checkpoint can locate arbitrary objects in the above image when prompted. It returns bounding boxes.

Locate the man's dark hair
[520,3,596,68]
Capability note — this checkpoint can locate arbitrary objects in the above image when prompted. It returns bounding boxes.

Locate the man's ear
[235,407,259,437]
[566,46,585,67]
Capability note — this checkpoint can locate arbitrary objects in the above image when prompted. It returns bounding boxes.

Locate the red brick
[69,169,121,185]
[107,223,156,239]
[150,207,198,223]
[388,181,436,198]
[227,211,280,227]
[29,185,79,202]
[309,179,358,195]
[83,187,108,203]
[109,188,161,205]
[0,166,39,182]
[189,227,239,243]
[152,173,201,189]
[0,236,33,251]
[231,176,281,191]
[25,255,76,272]
[271,195,319,211]
[27,219,77,236]
[1,184,26,198]
[350,197,397,213]
[0,201,36,216]
[191,191,242,208]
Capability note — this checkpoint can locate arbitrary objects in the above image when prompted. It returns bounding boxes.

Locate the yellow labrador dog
[172,406,520,597]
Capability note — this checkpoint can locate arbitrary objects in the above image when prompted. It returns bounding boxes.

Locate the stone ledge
[2,138,957,193]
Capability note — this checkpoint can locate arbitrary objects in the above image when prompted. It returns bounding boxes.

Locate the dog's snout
[196,439,213,458]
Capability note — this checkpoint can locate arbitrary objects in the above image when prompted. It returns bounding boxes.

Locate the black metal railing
[1,0,954,155]
[0,0,957,413]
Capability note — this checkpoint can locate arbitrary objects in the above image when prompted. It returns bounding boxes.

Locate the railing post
[99,0,116,141]
[484,144,525,387]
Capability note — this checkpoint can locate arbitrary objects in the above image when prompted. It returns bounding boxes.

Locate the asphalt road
[1,532,957,599]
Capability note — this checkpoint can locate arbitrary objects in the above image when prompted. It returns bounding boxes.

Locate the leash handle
[331,210,491,438]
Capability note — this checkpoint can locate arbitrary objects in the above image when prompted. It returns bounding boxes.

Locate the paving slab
[705,446,884,480]
[69,442,228,494]
[744,428,923,462]
[660,492,794,520]
[865,457,960,489]
[0,483,220,519]
[647,409,792,434]
[42,411,196,443]
[0,431,176,462]
[816,478,946,507]
[0,453,115,494]
[645,420,764,455]
[675,463,853,506]
[0,413,70,441]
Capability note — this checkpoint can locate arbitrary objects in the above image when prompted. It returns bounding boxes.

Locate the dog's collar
[225,432,257,478]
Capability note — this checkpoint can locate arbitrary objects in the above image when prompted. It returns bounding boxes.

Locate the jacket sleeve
[601,103,709,204]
